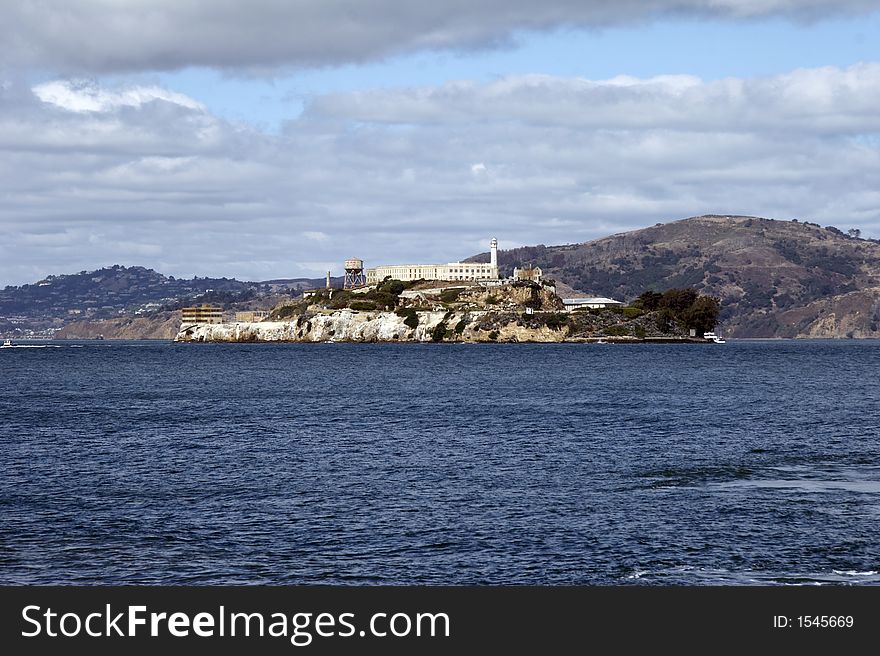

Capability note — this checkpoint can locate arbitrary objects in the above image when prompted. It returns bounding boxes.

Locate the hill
[469,215,880,338]
[0,265,325,338]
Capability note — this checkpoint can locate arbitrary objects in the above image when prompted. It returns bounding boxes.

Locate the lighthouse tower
[490,237,498,276]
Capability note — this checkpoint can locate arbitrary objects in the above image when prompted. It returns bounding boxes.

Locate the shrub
[432,322,448,342]
[454,318,468,334]
[377,279,408,296]
[488,330,499,341]
[603,325,627,336]
[622,306,643,319]
[543,313,569,331]
[485,295,499,305]
[350,300,377,311]
[369,291,398,309]
[270,304,299,320]
[396,307,419,329]
[440,288,463,303]
[329,291,354,309]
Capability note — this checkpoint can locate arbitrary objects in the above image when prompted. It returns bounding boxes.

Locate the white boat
[1,339,12,348]
[703,331,725,344]
[596,338,608,344]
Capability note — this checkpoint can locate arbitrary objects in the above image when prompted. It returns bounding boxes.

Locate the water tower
[343,258,366,289]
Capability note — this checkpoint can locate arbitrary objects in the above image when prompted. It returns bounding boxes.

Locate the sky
[2,1,880,286]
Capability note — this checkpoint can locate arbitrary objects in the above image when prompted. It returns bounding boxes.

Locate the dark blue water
[1,340,879,585]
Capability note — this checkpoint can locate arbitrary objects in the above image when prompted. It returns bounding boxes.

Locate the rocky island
[175,279,719,344]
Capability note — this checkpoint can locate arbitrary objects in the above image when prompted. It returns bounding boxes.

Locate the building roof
[562,297,623,305]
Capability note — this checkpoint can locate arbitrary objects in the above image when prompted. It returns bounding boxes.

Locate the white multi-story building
[365,238,499,284]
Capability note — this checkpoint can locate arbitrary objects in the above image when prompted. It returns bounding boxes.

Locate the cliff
[56,312,183,339]
[176,309,572,344]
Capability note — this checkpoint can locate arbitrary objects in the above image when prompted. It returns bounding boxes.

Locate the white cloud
[306,65,880,134]
[0,1,877,74]
[33,80,205,113]
[470,162,488,179]
[0,64,879,285]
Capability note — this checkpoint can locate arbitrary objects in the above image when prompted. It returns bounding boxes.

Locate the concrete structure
[182,305,223,324]
[365,237,499,284]
[562,297,624,311]
[513,265,542,283]
[344,258,366,289]
[235,310,270,323]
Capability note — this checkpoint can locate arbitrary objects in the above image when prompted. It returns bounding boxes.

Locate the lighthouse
[490,237,498,269]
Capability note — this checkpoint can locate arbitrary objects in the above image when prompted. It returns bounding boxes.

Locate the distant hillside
[0,265,324,338]
[470,215,880,338]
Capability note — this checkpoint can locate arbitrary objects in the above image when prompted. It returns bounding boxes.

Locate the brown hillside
[470,215,880,337]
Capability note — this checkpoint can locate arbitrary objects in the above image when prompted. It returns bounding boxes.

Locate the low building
[181,305,223,324]
[562,297,624,312]
[234,310,270,323]
[513,265,542,283]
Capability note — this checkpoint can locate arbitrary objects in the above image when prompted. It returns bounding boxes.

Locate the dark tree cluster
[634,287,720,334]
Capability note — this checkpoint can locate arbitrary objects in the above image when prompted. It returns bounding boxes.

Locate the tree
[655,308,674,333]
[683,296,721,334]
[635,290,663,311]
[660,288,698,315]
[848,228,862,239]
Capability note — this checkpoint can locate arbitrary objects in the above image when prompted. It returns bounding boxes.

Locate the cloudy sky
[2,1,880,285]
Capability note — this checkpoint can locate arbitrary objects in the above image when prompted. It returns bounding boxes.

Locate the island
[175,279,719,344]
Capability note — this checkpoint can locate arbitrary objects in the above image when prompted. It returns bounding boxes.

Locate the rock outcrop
[176,309,570,343]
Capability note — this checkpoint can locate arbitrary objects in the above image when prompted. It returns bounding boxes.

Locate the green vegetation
[543,313,569,331]
[330,294,353,309]
[454,317,468,334]
[488,330,499,341]
[439,288,464,303]
[306,279,418,312]
[395,307,419,329]
[564,286,719,339]
[632,289,663,312]
[269,304,301,320]
[431,322,448,342]
[682,295,721,334]
[485,295,499,305]
[636,287,720,334]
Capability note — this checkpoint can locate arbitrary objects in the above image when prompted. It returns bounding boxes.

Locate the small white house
[562,297,624,312]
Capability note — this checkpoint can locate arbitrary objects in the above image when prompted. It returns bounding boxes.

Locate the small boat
[1,339,13,348]
[596,338,608,344]
[703,331,726,344]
